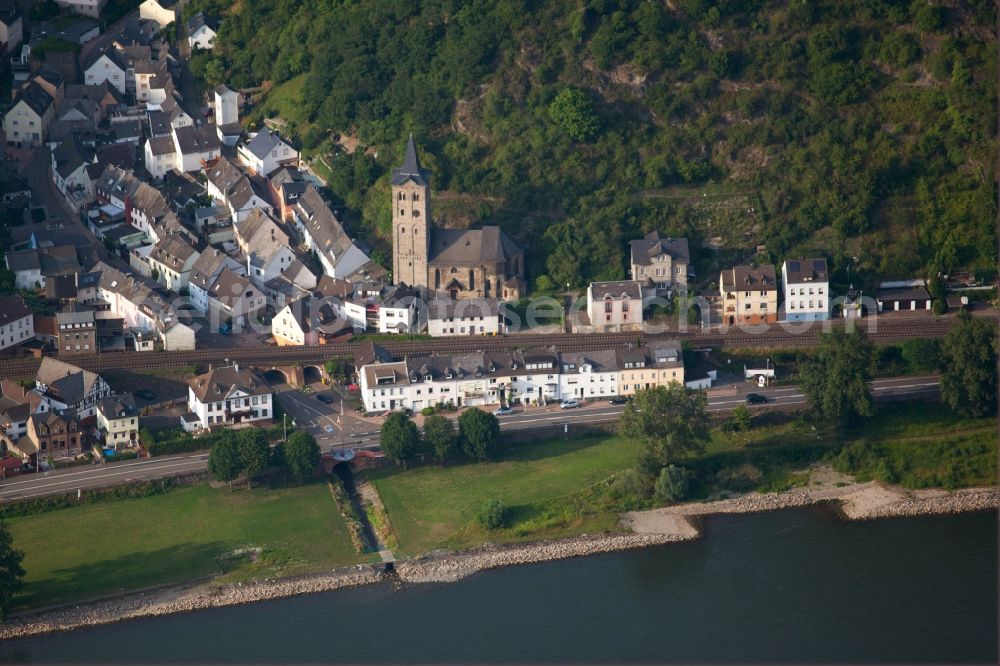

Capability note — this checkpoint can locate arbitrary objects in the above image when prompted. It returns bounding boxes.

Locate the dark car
[135,389,157,401]
[608,396,628,405]
[316,394,334,404]
[745,393,769,405]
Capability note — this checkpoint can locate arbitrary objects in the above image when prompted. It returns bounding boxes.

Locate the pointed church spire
[390,132,430,187]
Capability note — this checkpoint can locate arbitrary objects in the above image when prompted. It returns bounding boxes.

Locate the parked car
[608,396,628,405]
[745,393,769,405]
[494,406,514,416]
[316,394,333,404]
[135,390,157,401]
[560,399,581,409]
[324,425,335,433]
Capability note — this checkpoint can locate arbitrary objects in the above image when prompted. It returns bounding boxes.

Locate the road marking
[0,459,209,498]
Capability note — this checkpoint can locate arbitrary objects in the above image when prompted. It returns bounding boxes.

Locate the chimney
[234,362,240,373]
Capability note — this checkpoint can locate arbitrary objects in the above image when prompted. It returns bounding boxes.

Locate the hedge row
[146,423,292,457]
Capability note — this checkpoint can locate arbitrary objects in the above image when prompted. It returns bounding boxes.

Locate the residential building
[426,298,502,337]
[0,2,23,51]
[616,342,685,396]
[782,258,829,322]
[0,380,47,442]
[53,0,107,19]
[34,357,111,418]
[558,349,620,401]
[207,267,263,331]
[144,134,176,179]
[138,0,176,28]
[205,156,273,222]
[0,295,32,352]
[292,184,368,278]
[214,84,239,126]
[391,135,524,299]
[188,248,245,314]
[187,12,218,49]
[377,284,419,334]
[186,364,272,428]
[172,124,220,172]
[50,138,95,200]
[56,310,96,355]
[148,234,200,291]
[95,394,139,449]
[720,264,778,325]
[82,48,129,93]
[629,232,691,295]
[271,296,347,346]
[237,127,298,177]
[23,410,80,462]
[261,258,317,308]
[4,245,80,290]
[94,261,195,350]
[3,81,55,148]
[587,280,644,332]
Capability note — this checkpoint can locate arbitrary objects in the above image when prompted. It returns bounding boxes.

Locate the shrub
[654,465,691,503]
[420,406,437,417]
[606,468,654,509]
[714,464,763,493]
[478,499,509,530]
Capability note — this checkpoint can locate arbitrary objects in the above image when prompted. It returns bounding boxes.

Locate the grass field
[368,435,641,555]
[8,483,372,610]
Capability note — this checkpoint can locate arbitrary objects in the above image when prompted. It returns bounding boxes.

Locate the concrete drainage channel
[331,463,396,572]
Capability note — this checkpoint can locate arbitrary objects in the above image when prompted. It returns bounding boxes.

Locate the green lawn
[8,483,371,610]
[369,435,641,555]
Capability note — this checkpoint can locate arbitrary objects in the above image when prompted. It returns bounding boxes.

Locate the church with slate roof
[391,135,525,301]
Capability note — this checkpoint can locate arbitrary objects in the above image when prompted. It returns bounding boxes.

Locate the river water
[0,508,995,664]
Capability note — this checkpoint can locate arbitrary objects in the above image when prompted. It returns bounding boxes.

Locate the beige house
[138,0,176,28]
[587,280,644,332]
[616,343,685,396]
[3,82,55,148]
[630,232,691,295]
[96,394,139,449]
[720,264,778,325]
[0,4,23,51]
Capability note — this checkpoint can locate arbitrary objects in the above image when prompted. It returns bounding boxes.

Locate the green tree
[0,521,25,621]
[939,311,998,417]
[900,338,942,374]
[653,465,691,503]
[286,430,322,481]
[728,404,752,433]
[458,408,501,460]
[270,442,288,485]
[207,438,241,491]
[380,412,420,465]
[548,88,601,142]
[477,498,509,530]
[237,429,270,490]
[800,328,875,424]
[423,414,458,464]
[620,385,710,474]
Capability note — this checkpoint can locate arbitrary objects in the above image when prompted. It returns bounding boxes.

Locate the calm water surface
[0,508,995,664]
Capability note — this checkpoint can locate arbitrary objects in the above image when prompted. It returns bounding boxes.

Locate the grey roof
[52,139,94,179]
[205,156,244,195]
[36,357,103,406]
[227,173,269,210]
[38,245,81,277]
[630,232,690,266]
[208,267,252,307]
[95,143,137,171]
[189,248,240,290]
[294,185,353,257]
[97,393,137,420]
[428,227,520,267]
[721,264,777,291]
[146,134,175,156]
[102,224,145,243]
[65,82,124,106]
[241,127,291,160]
[188,365,269,403]
[187,11,218,33]
[559,348,620,373]
[56,310,95,326]
[5,250,40,273]
[174,124,220,154]
[590,280,643,300]
[876,286,931,302]
[147,110,172,136]
[784,258,828,284]
[390,134,430,187]
[0,296,31,326]
[14,81,54,117]
[113,119,143,140]
[149,234,198,272]
[427,298,499,320]
[236,207,290,252]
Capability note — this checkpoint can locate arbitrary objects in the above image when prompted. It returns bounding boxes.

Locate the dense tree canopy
[208,438,241,491]
[194,0,996,287]
[286,431,322,481]
[423,414,459,463]
[800,328,876,424]
[380,413,421,464]
[458,408,501,460]
[939,312,998,418]
[620,384,709,473]
[0,521,25,622]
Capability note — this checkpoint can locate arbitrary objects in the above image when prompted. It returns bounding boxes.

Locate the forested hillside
[187,0,997,290]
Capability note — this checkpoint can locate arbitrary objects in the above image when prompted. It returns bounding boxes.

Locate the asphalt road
[0,376,940,502]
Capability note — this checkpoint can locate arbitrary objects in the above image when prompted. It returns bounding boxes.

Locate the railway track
[0,315,984,379]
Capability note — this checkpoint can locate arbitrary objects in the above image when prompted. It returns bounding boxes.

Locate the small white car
[494,406,514,416]
[560,399,581,409]
[324,425,335,433]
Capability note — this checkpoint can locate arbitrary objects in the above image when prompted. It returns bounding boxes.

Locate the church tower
[391,134,431,292]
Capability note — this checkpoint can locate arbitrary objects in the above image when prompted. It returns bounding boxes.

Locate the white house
[143,135,176,180]
[54,0,107,19]
[172,125,220,173]
[271,296,346,346]
[0,4,23,51]
[187,12,218,50]
[95,394,139,449]
[186,365,272,429]
[781,258,830,322]
[34,358,111,419]
[206,267,264,331]
[214,84,239,126]
[237,127,298,177]
[148,234,200,291]
[188,249,245,314]
[138,0,176,28]
[83,49,128,94]
[0,296,34,352]
[558,349,620,401]
[586,280,645,332]
[3,82,55,148]
[427,298,502,337]
[377,284,419,333]
[4,250,42,289]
